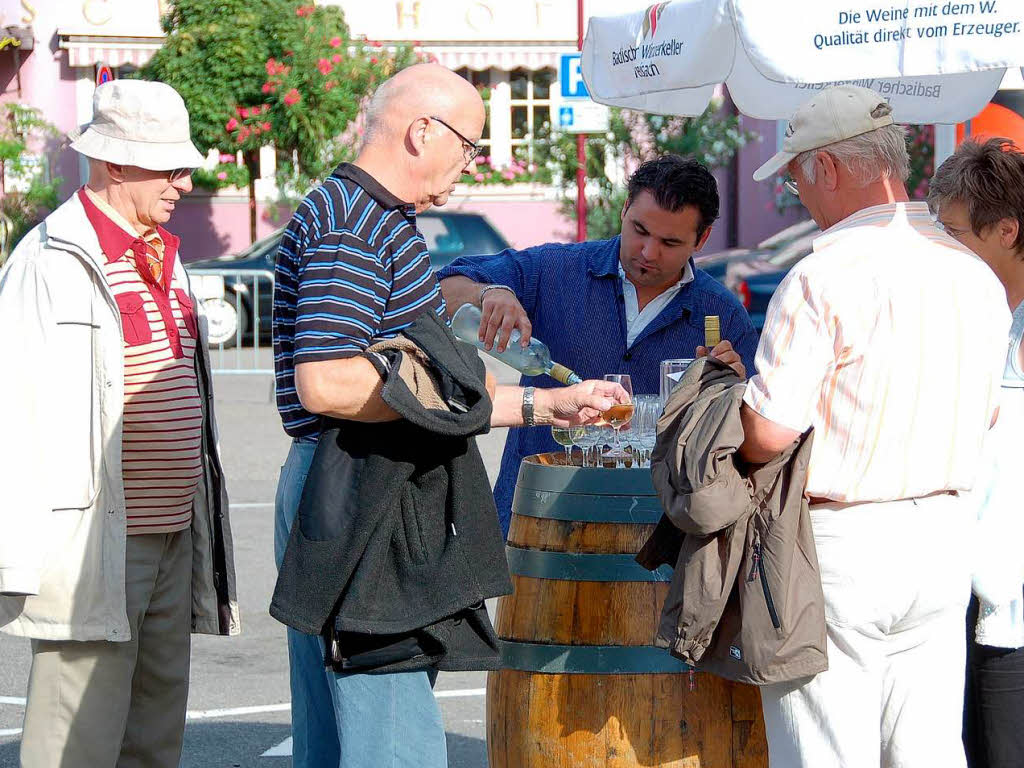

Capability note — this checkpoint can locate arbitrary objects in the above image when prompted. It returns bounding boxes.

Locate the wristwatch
[522,386,536,427]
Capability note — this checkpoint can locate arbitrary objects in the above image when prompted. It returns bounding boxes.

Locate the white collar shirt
[619,260,694,347]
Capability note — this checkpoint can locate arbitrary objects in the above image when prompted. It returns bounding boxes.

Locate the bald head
[364,63,483,146]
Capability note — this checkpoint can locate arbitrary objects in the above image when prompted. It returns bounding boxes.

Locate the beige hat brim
[68,124,204,171]
[753,149,797,182]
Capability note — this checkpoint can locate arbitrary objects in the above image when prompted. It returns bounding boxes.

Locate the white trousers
[760,494,973,768]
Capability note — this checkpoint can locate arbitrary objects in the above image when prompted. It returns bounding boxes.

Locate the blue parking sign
[559,53,588,100]
[558,106,574,128]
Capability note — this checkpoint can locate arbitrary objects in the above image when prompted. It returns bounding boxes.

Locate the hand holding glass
[601,374,633,459]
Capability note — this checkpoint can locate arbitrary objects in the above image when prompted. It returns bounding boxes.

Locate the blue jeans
[274,439,448,768]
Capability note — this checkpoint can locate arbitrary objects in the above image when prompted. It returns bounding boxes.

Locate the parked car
[695,218,818,282]
[186,210,511,347]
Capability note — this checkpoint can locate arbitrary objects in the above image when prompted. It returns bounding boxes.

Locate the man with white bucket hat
[739,84,1009,766]
[0,79,238,768]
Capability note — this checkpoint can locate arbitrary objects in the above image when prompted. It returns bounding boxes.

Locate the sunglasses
[168,167,193,183]
[430,116,482,163]
[783,175,799,196]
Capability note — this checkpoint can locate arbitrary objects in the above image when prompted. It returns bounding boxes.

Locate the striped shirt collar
[333,162,416,219]
[814,201,934,251]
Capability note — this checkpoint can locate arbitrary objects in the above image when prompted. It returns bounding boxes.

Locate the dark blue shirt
[437,236,757,535]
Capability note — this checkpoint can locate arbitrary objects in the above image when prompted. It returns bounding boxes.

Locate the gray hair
[796,124,910,187]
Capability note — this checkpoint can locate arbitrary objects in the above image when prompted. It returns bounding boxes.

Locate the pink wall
[2,0,84,196]
[173,195,289,262]
[444,196,571,249]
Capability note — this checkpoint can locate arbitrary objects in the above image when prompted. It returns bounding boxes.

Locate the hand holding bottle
[536,380,631,428]
[479,288,532,352]
[696,340,746,379]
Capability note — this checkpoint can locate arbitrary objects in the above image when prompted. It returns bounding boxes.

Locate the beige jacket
[0,193,239,641]
[638,358,826,685]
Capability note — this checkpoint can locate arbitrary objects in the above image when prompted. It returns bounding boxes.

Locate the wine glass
[632,395,660,468]
[551,426,584,465]
[575,424,601,467]
[601,374,634,460]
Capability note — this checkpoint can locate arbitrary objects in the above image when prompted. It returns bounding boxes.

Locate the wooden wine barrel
[487,453,768,768]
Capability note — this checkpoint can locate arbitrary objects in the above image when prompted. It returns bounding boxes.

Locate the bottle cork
[704,315,721,350]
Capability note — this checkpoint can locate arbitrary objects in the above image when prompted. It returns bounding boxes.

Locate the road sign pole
[576,0,587,242]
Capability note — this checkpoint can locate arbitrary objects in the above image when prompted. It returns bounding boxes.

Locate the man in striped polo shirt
[741,86,1009,767]
[0,80,238,767]
[272,63,627,768]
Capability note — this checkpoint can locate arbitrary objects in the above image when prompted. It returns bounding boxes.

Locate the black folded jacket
[270,311,512,673]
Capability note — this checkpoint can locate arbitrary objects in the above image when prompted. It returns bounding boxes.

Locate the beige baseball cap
[752,85,895,182]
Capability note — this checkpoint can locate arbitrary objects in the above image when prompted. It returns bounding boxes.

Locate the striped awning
[425,45,573,72]
[59,34,164,68]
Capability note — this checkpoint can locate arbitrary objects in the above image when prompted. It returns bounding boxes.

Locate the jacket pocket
[173,288,198,340]
[116,292,152,346]
[400,486,428,565]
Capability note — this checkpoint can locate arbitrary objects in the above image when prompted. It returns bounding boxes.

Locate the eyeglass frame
[783,176,799,196]
[430,115,482,163]
[168,167,193,183]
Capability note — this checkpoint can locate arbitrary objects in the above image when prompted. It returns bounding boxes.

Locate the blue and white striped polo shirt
[273,163,447,437]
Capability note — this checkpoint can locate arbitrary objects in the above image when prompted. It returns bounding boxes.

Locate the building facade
[1,0,804,261]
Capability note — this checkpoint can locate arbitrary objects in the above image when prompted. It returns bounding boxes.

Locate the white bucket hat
[69,80,204,171]
[753,85,895,182]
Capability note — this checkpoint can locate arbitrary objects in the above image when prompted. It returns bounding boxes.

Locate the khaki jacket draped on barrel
[638,358,827,685]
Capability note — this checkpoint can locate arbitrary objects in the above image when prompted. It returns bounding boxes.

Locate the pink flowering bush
[462,156,546,186]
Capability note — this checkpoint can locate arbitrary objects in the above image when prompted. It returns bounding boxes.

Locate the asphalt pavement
[0,353,519,768]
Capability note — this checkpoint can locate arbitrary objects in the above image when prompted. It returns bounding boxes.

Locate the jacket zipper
[748,534,781,630]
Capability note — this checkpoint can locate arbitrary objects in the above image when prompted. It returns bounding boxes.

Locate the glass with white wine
[551,426,584,464]
[600,374,634,459]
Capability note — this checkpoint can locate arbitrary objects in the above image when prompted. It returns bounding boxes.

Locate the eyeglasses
[430,115,482,163]
[783,175,799,196]
[168,167,193,183]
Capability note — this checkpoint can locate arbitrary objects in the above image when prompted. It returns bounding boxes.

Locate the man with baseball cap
[0,79,238,768]
[739,85,1009,766]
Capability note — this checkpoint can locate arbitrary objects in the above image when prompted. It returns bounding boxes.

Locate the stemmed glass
[551,426,584,464]
[631,395,660,468]
[575,425,601,467]
[601,374,634,459]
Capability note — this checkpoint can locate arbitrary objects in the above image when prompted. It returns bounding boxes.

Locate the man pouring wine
[438,154,755,533]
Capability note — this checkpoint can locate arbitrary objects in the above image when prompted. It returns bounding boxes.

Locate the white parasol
[581,0,1024,123]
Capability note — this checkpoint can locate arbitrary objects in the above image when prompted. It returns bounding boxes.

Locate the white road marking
[186,703,290,720]
[258,688,486,758]
[0,697,26,706]
[261,737,292,758]
[434,688,486,698]
[0,728,22,738]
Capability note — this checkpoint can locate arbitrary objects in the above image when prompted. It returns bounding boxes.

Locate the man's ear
[817,151,840,192]
[695,224,713,251]
[620,196,631,221]
[106,162,127,182]
[407,116,432,157]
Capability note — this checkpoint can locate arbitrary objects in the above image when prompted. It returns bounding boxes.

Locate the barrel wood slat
[487,454,768,768]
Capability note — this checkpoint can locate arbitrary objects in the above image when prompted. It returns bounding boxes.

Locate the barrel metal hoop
[515,455,658,496]
[511,488,664,524]
[505,545,673,582]
[498,639,691,674]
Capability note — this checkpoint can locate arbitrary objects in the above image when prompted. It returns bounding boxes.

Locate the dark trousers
[965,596,1024,768]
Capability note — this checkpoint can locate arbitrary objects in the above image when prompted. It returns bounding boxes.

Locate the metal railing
[187,267,275,375]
